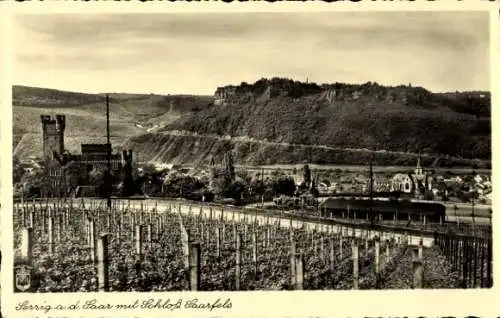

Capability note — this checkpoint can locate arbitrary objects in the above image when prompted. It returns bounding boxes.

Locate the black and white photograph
[11,11,493,293]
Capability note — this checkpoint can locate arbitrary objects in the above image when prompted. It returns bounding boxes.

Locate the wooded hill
[156,78,490,165]
[13,79,491,168]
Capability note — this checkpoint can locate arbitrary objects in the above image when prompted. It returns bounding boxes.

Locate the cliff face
[159,78,490,161]
[122,133,489,168]
[13,80,491,168]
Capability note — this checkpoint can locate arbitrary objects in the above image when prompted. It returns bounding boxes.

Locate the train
[319,196,446,223]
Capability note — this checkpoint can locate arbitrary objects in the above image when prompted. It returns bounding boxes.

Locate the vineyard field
[13,200,492,292]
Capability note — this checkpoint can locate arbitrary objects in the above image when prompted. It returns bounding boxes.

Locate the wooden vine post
[147,224,152,244]
[412,246,423,289]
[294,253,304,290]
[41,208,46,234]
[97,234,110,292]
[329,237,335,288]
[352,241,359,290]
[57,214,63,243]
[290,233,296,286]
[47,213,55,254]
[339,235,343,259]
[266,227,271,248]
[221,223,226,243]
[135,225,143,256]
[418,238,423,260]
[116,219,121,245]
[374,236,380,288]
[106,208,111,231]
[320,237,325,261]
[385,239,391,264]
[235,234,242,290]
[216,227,221,258]
[90,219,97,263]
[21,227,34,263]
[30,210,35,228]
[252,231,258,273]
[131,213,136,241]
[189,242,201,291]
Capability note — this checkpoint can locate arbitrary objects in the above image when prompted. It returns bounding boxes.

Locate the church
[390,158,433,198]
[41,114,134,197]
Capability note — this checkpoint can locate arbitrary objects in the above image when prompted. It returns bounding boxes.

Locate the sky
[12,12,490,95]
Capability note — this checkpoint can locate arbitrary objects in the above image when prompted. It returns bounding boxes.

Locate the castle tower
[121,149,133,178]
[41,114,65,160]
[120,149,136,196]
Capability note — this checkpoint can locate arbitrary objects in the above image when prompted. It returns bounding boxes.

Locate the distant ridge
[13,85,109,107]
[160,77,490,162]
[12,79,491,168]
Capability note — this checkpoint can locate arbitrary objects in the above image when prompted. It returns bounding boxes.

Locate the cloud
[12,12,490,94]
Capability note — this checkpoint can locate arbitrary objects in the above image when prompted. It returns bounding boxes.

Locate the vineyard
[13,199,492,292]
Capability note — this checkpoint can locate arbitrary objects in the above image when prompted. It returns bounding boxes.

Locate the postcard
[1,1,499,317]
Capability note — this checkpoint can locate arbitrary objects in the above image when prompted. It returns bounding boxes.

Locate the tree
[236,170,252,185]
[13,158,25,184]
[249,179,266,197]
[272,177,296,197]
[303,164,311,189]
[20,169,49,199]
[95,169,114,199]
[163,174,206,199]
[89,167,105,186]
[220,180,248,203]
[423,190,434,201]
[223,152,235,181]
[310,183,319,198]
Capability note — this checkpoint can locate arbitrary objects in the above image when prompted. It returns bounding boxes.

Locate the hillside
[13,81,491,168]
[13,105,144,157]
[160,78,490,161]
[123,132,489,168]
[12,86,213,158]
[13,85,108,108]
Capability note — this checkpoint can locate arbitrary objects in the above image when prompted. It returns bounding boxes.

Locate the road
[145,130,490,173]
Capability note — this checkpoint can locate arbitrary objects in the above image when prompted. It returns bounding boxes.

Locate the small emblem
[15,264,31,292]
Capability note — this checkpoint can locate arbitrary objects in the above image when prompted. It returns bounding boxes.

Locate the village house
[390,158,433,198]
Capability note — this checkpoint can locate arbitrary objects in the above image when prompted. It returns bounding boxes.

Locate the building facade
[42,114,134,197]
[390,158,433,198]
[41,115,65,160]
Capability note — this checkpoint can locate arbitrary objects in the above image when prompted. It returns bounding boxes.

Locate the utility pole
[261,168,264,208]
[106,94,112,209]
[369,156,375,227]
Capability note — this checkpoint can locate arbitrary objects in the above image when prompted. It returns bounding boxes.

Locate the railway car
[319,197,446,223]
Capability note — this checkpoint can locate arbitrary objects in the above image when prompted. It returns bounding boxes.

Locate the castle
[41,115,66,159]
[41,114,134,197]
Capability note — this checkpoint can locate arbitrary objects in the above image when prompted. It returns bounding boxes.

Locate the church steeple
[415,156,423,176]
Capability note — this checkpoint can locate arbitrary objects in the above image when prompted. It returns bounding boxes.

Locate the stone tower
[121,149,134,179]
[41,114,65,160]
[120,149,136,196]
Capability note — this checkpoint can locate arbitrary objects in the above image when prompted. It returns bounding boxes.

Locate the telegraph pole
[369,156,375,227]
[106,94,112,208]
[261,167,264,208]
